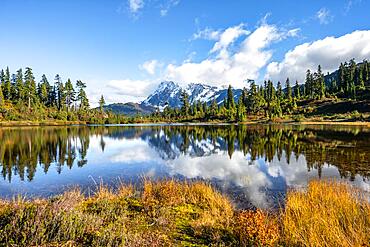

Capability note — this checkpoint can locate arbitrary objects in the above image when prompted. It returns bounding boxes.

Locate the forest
[1,59,369,124]
[156,59,370,122]
[0,66,124,124]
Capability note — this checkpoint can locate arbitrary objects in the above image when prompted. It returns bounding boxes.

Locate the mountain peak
[141,81,242,108]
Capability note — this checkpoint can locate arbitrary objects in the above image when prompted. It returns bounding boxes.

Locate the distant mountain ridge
[104,81,242,116]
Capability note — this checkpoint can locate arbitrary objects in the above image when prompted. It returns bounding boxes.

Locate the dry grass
[283,180,370,247]
[0,180,368,246]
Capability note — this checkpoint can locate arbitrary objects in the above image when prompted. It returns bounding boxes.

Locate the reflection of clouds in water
[165,150,370,208]
[90,136,161,164]
[88,134,370,208]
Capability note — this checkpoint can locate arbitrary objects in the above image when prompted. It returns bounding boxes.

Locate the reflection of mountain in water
[105,125,370,181]
[1,125,370,185]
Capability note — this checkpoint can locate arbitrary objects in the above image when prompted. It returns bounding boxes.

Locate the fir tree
[99,95,105,113]
[24,67,37,108]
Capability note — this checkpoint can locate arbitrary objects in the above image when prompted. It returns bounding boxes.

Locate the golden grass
[0,179,368,246]
[283,180,370,247]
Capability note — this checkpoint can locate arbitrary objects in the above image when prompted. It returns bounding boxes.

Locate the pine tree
[64,79,76,111]
[276,81,283,101]
[210,98,218,116]
[317,65,325,99]
[236,96,245,122]
[0,83,4,107]
[285,78,292,102]
[55,74,64,110]
[226,85,235,110]
[99,95,105,113]
[24,67,37,108]
[294,81,300,99]
[3,67,11,100]
[38,74,50,106]
[76,80,89,110]
[15,68,24,102]
[180,90,190,116]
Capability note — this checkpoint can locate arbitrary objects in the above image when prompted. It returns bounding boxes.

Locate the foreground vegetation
[0,180,368,246]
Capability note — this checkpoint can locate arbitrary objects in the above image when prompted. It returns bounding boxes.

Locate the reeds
[0,179,368,246]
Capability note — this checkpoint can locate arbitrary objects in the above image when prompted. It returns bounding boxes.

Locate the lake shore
[0,120,86,127]
[0,180,368,246]
[1,118,370,127]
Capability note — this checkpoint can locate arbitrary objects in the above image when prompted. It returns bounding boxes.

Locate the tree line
[0,66,117,123]
[157,59,370,122]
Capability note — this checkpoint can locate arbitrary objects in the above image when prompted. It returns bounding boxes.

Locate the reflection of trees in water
[101,124,370,180]
[124,125,370,181]
[1,125,369,182]
[0,127,90,182]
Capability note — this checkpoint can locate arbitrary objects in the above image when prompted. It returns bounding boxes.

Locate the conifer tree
[15,68,24,102]
[180,90,190,116]
[24,67,37,108]
[64,79,75,111]
[3,67,11,100]
[99,95,105,113]
[285,78,292,102]
[294,81,300,99]
[276,81,283,101]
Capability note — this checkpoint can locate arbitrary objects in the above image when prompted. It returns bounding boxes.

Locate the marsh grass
[0,180,368,246]
[282,180,370,247]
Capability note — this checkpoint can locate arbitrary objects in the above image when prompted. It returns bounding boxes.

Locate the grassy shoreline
[0,180,369,246]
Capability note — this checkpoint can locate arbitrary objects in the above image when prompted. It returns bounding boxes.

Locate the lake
[0,124,369,209]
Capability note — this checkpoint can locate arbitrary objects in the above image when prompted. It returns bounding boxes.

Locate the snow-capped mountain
[142,81,242,108]
[103,81,243,115]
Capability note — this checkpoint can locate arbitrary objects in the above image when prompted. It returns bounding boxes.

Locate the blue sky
[1,0,369,105]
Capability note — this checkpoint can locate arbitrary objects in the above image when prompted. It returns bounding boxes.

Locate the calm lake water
[0,124,369,209]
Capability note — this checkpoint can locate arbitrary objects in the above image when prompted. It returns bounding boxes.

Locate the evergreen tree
[55,74,65,110]
[236,96,245,122]
[3,67,11,100]
[210,98,218,116]
[285,78,292,102]
[276,81,283,101]
[38,74,50,106]
[180,90,190,116]
[15,68,24,102]
[64,79,76,111]
[317,65,325,99]
[99,95,105,113]
[226,85,235,110]
[24,67,37,108]
[294,81,300,99]
[0,83,4,106]
[76,80,89,110]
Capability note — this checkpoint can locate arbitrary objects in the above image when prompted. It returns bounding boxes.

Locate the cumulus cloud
[266,30,370,83]
[140,60,160,75]
[165,23,298,88]
[316,8,333,24]
[107,79,156,97]
[128,0,144,13]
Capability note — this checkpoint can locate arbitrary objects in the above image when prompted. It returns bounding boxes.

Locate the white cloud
[266,30,370,83]
[140,60,160,75]
[107,79,156,97]
[165,23,298,88]
[210,23,250,57]
[191,27,221,41]
[316,8,333,24]
[159,0,180,17]
[88,79,156,105]
[128,0,144,13]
